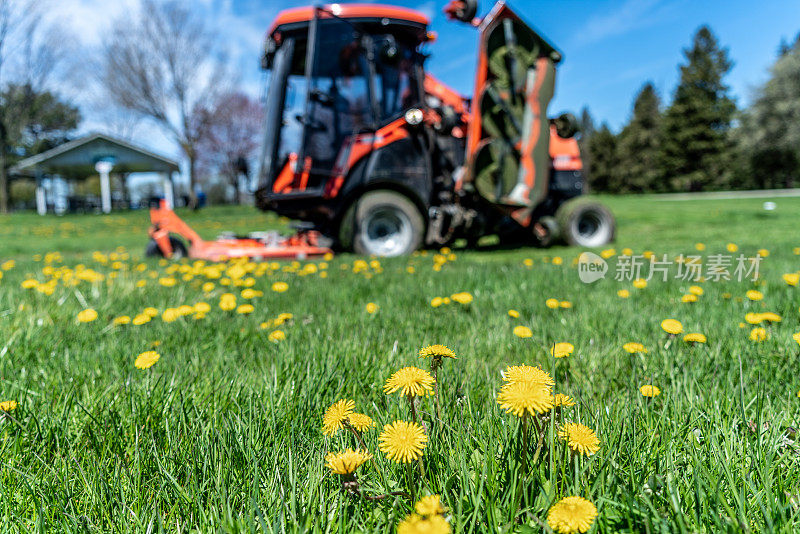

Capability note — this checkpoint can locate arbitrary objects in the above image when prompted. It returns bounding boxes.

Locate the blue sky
[55,0,800,161]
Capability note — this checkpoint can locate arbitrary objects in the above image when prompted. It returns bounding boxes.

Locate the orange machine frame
[148,201,331,261]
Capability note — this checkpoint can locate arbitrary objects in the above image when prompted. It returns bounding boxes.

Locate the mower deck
[148,202,332,261]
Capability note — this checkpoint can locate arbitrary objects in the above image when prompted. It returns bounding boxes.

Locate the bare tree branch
[99,0,231,207]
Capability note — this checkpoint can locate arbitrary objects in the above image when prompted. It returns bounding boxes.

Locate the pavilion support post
[97,163,112,214]
[162,172,174,209]
[35,172,46,216]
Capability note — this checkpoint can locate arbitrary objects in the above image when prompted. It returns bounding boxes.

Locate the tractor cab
[256,5,432,220]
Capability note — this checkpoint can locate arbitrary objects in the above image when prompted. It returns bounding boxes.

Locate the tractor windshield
[257,15,421,198]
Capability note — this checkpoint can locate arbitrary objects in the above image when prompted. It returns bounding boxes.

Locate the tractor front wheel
[341,190,425,256]
[145,236,188,260]
[556,198,615,247]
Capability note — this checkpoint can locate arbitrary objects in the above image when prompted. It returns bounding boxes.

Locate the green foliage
[615,83,663,193]
[659,26,736,191]
[586,124,618,192]
[735,38,800,189]
[1,83,81,164]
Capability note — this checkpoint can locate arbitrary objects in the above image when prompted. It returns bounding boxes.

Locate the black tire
[340,190,425,256]
[555,198,615,247]
[145,236,188,260]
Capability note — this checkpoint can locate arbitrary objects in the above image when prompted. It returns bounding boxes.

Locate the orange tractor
[148,0,614,259]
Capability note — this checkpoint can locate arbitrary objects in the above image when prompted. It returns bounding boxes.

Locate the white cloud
[572,0,678,48]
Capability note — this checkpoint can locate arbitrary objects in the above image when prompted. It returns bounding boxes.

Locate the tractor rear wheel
[145,236,188,260]
[342,190,425,256]
[556,198,615,247]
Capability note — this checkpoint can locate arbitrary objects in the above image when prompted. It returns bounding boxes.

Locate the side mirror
[444,0,478,23]
[552,113,579,139]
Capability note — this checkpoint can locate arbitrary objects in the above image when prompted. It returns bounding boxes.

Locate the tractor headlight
[405,108,424,126]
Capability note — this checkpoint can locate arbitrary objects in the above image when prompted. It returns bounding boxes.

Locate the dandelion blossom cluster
[383,367,435,397]
[497,380,553,416]
[324,449,372,475]
[558,423,600,456]
[378,420,428,463]
[322,399,355,436]
[547,496,598,534]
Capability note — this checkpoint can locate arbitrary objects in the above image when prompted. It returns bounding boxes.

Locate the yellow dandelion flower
[497,381,553,417]
[746,289,763,301]
[383,367,435,397]
[365,302,379,314]
[347,413,375,432]
[745,312,763,324]
[783,273,799,286]
[617,289,630,298]
[132,314,151,326]
[727,243,738,253]
[143,307,159,317]
[21,279,38,289]
[324,449,372,475]
[558,423,600,456]
[430,297,444,307]
[397,514,451,534]
[623,342,647,354]
[77,309,98,323]
[194,302,211,314]
[513,325,533,338]
[451,292,473,305]
[415,494,446,516]
[758,248,769,257]
[640,384,661,397]
[268,330,285,342]
[502,365,555,386]
[162,308,179,322]
[551,342,574,358]
[793,332,800,346]
[552,393,576,408]
[600,248,616,259]
[419,344,456,360]
[272,281,289,292]
[661,319,683,335]
[322,399,355,436]
[695,242,706,251]
[547,496,598,534]
[681,294,697,303]
[633,278,647,289]
[236,304,254,314]
[559,300,572,308]
[508,309,520,318]
[760,312,781,323]
[134,351,160,370]
[545,298,559,309]
[688,285,704,296]
[683,333,706,344]
[379,420,427,463]
[113,315,131,326]
[0,400,18,412]
[749,327,767,342]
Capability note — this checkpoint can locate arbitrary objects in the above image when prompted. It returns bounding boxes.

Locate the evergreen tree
[660,26,736,191]
[577,107,595,183]
[735,36,800,188]
[586,123,618,193]
[616,82,662,192]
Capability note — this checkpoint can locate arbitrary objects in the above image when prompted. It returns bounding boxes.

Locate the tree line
[581,26,800,194]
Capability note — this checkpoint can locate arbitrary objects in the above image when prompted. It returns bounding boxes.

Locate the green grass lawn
[1,195,799,532]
